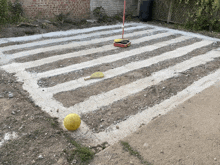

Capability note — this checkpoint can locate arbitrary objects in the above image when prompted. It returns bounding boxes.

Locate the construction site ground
[1,20,220,165]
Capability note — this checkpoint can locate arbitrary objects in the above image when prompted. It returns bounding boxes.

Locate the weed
[63,139,94,164]
[76,146,94,162]
[120,141,152,165]
[113,14,122,21]
[93,6,106,18]
[46,117,59,127]
[55,12,71,24]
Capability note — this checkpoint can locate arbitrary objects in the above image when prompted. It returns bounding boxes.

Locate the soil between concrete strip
[53,43,220,108]
[3,25,147,54]
[90,81,220,165]
[37,35,196,88]
[0,24,137,48]
[28,33,176,74]
[12,28,154,63]
[80,57,220,133]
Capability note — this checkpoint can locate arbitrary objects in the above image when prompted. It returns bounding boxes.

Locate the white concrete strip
[0,132,18,147]
[143,23,220,42]
[4,50,220,146]
[96,68,220,145]
[0,23,140,45]
[49,38,211,94]
[8,28,165,60]
[1,26,147,52]
[66,49,220,115]
[0,51,3,57]
[35,32,182,79]
[1,29,165,72]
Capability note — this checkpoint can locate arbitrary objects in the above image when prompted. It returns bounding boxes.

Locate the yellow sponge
[114,38,129,43]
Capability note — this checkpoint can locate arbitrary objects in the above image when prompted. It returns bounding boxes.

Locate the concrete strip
[35,32,180,79]
[1,29,164,72]
[7,28,162,60]
[66,49,220,115]
[10,51,220,146]
[1,26,147,52]
[142,23,220,42]
[96,68,220,145]
[0,23,141,45]
[48,37,210,94]
[3,43,215,120]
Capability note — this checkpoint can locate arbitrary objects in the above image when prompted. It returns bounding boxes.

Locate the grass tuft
[120,141,152,165]
[63,139,95,164]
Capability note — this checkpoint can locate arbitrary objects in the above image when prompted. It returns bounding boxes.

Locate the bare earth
[91,81,220,165]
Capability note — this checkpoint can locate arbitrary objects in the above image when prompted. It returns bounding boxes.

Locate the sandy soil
[91,80,220,165]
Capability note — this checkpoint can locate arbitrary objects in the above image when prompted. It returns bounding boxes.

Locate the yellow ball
[64,114,81,131]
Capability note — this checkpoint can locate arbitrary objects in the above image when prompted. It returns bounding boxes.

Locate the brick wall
[90,0,138,17]
[11,0,90,19]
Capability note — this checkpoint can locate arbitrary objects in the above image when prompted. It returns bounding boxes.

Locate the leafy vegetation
[177,0,220,31]
[0,0,8,23]
[0,0,23,24]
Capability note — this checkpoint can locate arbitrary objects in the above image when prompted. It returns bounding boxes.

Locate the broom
[114,0,131,47]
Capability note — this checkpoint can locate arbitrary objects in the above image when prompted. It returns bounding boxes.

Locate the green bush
[0,0,8,23]
[0,0,23,24]
[179,0,220,31]
[8,0,23,22]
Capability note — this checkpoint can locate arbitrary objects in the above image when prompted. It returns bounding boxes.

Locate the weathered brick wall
[90,0,138,17]
[11,0,90,19]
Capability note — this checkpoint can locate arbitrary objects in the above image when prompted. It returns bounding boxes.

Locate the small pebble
[143,143,149,148]
[214,158,217,161]
[97,147,102,152]
[38,154,43,159]
[8,92,13,98]
[18,125,24,130]
[11,111,16,115]
[72,159,77,164]
[104,143,109,148]
[116,126,119,129]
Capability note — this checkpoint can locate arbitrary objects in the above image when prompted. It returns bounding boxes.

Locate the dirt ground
[0,18,124,39]
[1,19,220,165]
[0,69,100,165]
